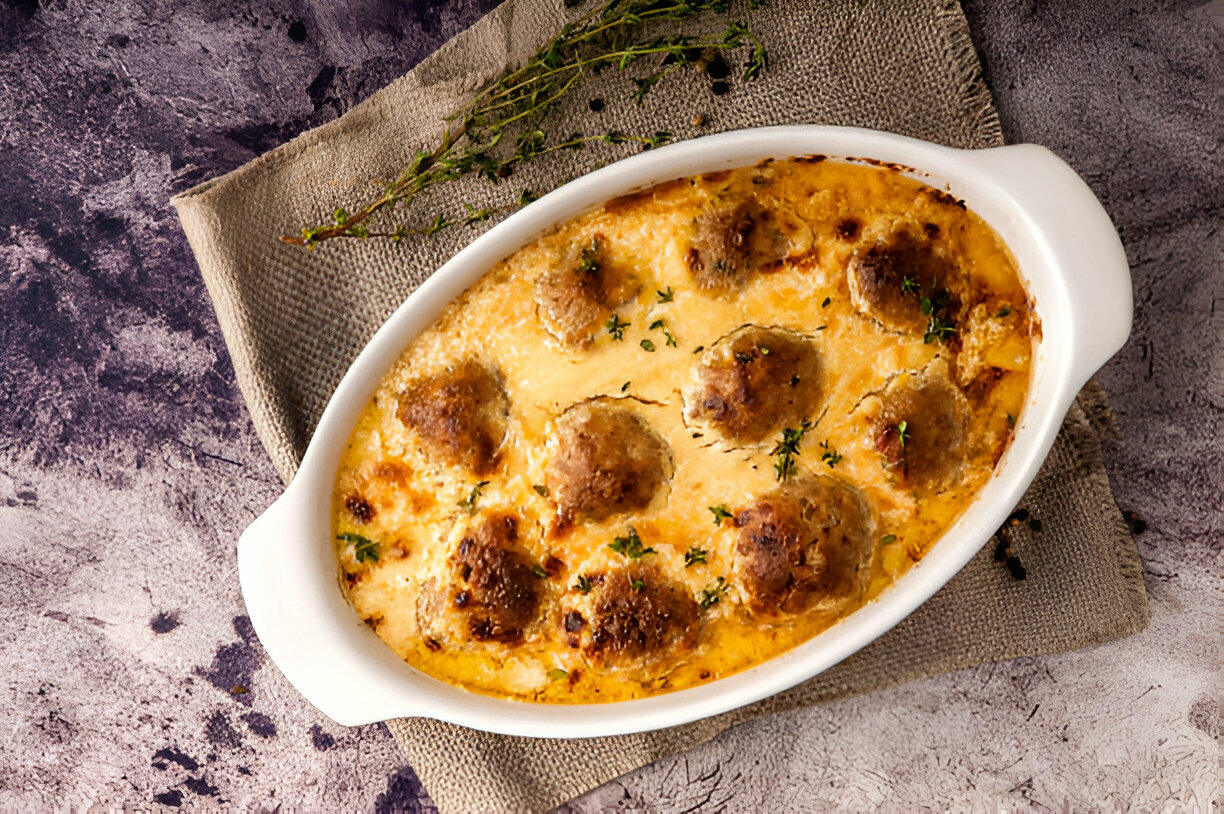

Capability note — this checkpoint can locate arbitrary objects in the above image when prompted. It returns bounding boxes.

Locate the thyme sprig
[283,0,767,248]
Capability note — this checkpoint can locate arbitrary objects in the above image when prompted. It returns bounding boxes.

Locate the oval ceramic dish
[238,126,1131,738]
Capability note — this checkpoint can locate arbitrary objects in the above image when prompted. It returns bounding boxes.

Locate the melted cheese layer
[331,157,1036,704]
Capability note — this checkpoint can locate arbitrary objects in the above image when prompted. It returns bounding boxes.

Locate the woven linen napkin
[172,0,1149,810]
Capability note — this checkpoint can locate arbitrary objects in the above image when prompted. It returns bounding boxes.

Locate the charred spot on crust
[578,566,698,663]
[835,218,861,241]
[733,476,874,615]
[545,401,672,526]
[685,198,788,294]
[847,231,962,335]
[535,233,639,347]
[684,325,822,444]
[397,360,508,476]
[445,513,542,644]
[872,373,969,491]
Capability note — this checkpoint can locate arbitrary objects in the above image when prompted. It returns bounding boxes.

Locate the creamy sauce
[331,157,1037,703]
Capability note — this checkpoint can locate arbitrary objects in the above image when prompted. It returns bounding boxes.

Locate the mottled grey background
[0,0,1218,810]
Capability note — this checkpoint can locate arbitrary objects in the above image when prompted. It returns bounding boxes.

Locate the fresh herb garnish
[547,668,569,681]
[649,318,665,330]
[574,574,594,594]
[620,381,630,392]
[821,296,831,308]
[896,420,910,449]
[640,338,656,352]
[577,238,601,274]
[900,276,920,296]
[629,577,647,593]
[685,546,709,567]
[1006,413,1017,428]
[532,564,548,579]
[924,314,955,344]
[609,526,656,559]
[656,286,674,303]
[708,505,733,525]
[458,480,491,514]
[879,534,897,545]
[698,576,729,611]
[285,2,767,248]
[997,305,1012,318]
[819,439,843,468]
[533,483,550,497]
[693,345,705,354]
[605,314,630,340]
[770,421,811,482]
[337,532,380,563]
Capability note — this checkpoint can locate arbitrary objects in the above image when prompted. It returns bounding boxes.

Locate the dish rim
[237,125,1132,738]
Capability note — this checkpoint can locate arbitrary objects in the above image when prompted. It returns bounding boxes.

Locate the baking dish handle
[967,144,1133,389]
[238,488,420,726]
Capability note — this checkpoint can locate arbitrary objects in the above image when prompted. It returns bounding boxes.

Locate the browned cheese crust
[396,359,508,476]
[733,476,875,615]
[684,325,823,444]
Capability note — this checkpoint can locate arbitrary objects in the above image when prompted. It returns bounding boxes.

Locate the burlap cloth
[171,0,1149,810]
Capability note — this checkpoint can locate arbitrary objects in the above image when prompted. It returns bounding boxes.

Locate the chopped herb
[685,546,709,567]
[620,381,630,392]
[708,505,733,525]
[457,480,490,514]
[649,318,665,330]
[518,189,539,207]
[640,338,656,352]
[896,420,910,449]
[664,329,678,347]
[605,314,630,340]
[997,305,1012,318]
[609,526,656,559]
[337,532,380,563]
[819,439,843,468]
[770,421,811,482]
[577,238,601,274]
[821,296,831,308]
[630,577,646,592]
[879,534,897,545]
[574,574,594,594]
[532,483,550,498]
[657,286,675,303]
[900,276,919,296]
[532,564,548,579]
[547,668,569,682]
[757,345,771,355]
[698,576,728,611]
[924,315,955,344]
[1006,413,1017,428]
[692,345,705,354]
[815,325,827,331]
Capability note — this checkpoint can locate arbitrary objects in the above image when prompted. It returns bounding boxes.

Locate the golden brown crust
[534,233,639,347]
[733,476,875,615]
[684,198,788,294]
[684,325,823,444]
[566,565,698,665]
[871,370,970,492]
[545,401,672,527]
[438,513,543,644]
[396,359,508,476]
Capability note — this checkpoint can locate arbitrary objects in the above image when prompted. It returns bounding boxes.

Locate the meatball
[429,512,543,644]
[847,230,963,335]
[545,401,672,527]
[683,325,822,444]
[564,565,698,664]
[397,359,508,476]
[535,233,639,347]
[871,371,970,491]
[684,198,788,294]
[733,476,875,615]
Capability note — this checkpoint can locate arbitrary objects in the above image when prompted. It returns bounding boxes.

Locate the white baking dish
[237,126,1131,738]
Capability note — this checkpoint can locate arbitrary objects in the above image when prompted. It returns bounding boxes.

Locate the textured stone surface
[0,0,1218,809]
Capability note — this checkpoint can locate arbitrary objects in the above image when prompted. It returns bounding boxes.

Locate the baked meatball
[733,476,875,615]
[562,565,698,665]
[683,325,822,444]
[421,512,543,645]
[871,371,970,491]
[684,198,788,294]
[545,401,672,527]
[535,233,639,347]
[848,230,963,336]
[397,359,508,476]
